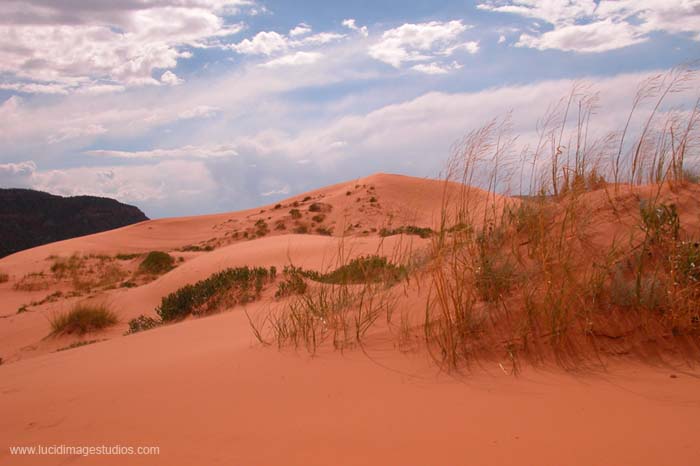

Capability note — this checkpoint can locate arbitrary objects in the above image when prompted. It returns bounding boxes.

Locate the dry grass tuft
[49,303,118,335]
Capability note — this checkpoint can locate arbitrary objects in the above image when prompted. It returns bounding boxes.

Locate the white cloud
[85,144,238,159]
[161,71,184,86]
[231,29,344,56]
[231,31,289,55]
[342,19,369,37]
[478,0,700,53]
[368,20,474,69]
[0,161,37,187]
[31,160,218,207]
[290,23,312,37]
[498,34,507,44]
[48,124,108,144]
[261,52,324,68]
[411,61,463,75]
[0,82,70,95]
[517,19,645,53]
[0,1,249,92]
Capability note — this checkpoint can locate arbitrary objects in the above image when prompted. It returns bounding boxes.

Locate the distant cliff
[0,189,148,258]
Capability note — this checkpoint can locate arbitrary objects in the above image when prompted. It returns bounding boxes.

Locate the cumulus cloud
[230,29,344,56]
[290,23,312,37]
[478,0,700,53]
[368,20,476,71]
[0,161,37,187]
[342,19,369,37]
[231,31,289,55]
[0,0,248,93]
[160,71,184,86]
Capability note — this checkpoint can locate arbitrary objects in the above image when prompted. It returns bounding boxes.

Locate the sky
[0,0,699,218]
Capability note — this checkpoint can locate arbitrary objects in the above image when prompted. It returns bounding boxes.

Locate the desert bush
[156,266,276,321]
[293,224,309,234]
[49,303,118,335]
[275,266,308,299]
[309,202,331,213]
[139,251,175,275]
[181,245,214,252]
[0,271,8,283]
[115,253,140,260]
[311,214,326,223]
[254,219,269,237]
[379,225,433,239]
[289,208,302,219]
[315,255,406,285]
[315,227,333,236]
[126,315,162,334]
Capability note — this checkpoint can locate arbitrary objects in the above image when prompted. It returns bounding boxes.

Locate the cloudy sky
[0,0,699,217]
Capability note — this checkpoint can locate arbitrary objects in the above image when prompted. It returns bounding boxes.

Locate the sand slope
[1,174,699,465]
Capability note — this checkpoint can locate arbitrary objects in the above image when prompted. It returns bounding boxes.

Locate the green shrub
[49,303,118,335]
[275,266,308,299]
[309,202,331,212]
[379,225,433,239]
[115,253,140,260]
[316,255,406,285]
[139,251,175,274]
[156,266,277,321]
[126,315,162,334]
[254,219,269,237]
[181,245,214,252]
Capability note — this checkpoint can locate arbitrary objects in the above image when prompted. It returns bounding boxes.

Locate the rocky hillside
[0,189,148,258]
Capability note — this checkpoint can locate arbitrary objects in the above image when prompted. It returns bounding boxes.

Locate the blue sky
[0,0,699,217]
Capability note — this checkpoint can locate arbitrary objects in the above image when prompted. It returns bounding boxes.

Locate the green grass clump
[379,225,433,239]
[126,315,162,334]
[156,266,277,321]
[139,251,175,275]
[49,303,118,335]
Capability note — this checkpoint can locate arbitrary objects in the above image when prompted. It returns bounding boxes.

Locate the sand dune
[1,174,699,465]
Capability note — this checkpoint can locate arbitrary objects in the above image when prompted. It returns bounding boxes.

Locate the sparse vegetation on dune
[0,271,8,283]
[244,66,700,372]
[49,303,118,335]
[380,225,434,239]
[156,266,277,321]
